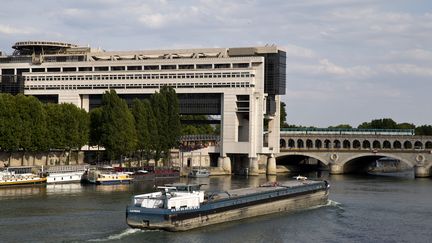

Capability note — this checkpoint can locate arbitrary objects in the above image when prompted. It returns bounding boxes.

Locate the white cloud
[379,64,432,77]
[283,44,317,59]
[0,24,34,35]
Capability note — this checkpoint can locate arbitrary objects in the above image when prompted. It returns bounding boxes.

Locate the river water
[1,172,431,243]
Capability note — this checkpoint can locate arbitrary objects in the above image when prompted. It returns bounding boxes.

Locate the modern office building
[0,41,286,174]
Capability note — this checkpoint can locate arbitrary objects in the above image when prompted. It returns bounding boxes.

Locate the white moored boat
[43,165,88,184]
[188,168,210,178]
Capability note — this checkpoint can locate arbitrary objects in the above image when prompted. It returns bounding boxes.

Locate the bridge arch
[373,140,381,149]
[343,140,351,149]
[414,141,423,149]
[315,139,322,149]
[277,152,331,166]
[393,140,402,149]
[353,140,361,149]
[363,140,371,149]
[334,140,341,148]
[324,139,331,148]
[383,140,391,149]
[280,139,286,148]
[306,139,313,149]
[404,141,412,149]
[341,153,415,173]
[426,141,432,149]
[297,139,304,148]
[288,139,295,148]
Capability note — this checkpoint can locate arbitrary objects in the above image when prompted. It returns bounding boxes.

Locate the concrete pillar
[266,154,276,175]
[267,175,277,183]
[223,156,231,174]
[217,157,224,168]
[414,165,429,178]
[329,164,344,174]
[81,94,90,112]
[249,157,259,176]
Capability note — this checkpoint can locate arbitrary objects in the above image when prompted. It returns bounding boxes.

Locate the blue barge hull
[126,180,329,231]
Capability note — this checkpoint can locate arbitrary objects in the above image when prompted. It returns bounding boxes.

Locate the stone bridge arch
[336,152,415,174]
[276,152,331,166]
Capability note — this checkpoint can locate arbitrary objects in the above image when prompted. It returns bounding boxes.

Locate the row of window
[25,82,254,90]
[24,72,254,82]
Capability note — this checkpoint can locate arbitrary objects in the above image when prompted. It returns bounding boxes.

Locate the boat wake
[88,228,151,242]
[306,199,343,211]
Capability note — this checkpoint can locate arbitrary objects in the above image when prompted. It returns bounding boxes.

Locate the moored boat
[116,166,180,181]
[126,180,330,231]
[82,166,133,185]
[0,168,46,187]
[43,165,88,184]
[188,168,210,178]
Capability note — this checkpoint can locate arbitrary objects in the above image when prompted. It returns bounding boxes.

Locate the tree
[397,122,415,130]
[280,101,288,128]
[131,99,151,164]
[14,95,48,165]
[150,90,168,162]
[358,118,398,129]
[100,90,137,162]
[0,94,20,165]
[329,124,352,129]
[415,125,432,136]
[89,107,103,163]
[162,86,181,148]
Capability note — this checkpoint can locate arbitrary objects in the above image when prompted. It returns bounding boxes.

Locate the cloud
[0,24,34,35]
[379,64,432,77]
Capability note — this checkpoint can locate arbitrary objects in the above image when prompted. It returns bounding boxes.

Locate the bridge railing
[280,128,415,136]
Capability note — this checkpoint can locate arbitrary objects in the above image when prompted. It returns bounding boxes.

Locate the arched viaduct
[278,131,432,177]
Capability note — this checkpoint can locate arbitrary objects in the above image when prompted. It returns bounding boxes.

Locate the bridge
[278,128,432,177]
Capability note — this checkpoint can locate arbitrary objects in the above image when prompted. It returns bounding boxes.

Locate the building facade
[0,41,286,174]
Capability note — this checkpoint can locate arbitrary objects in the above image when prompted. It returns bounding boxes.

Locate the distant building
[0,41,286,172]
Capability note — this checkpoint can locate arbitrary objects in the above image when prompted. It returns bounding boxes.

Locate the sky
[0,0,431,127]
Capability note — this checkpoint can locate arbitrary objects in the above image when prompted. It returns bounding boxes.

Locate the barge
[126,180,329,231]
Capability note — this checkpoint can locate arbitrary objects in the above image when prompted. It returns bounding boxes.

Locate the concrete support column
[414,165,429,178]
[266,154,276,175]
[217,157,224,168]
[81,94,90,112]
[329,164,344,174]
[223,156,231,174]
[249,157,259,176]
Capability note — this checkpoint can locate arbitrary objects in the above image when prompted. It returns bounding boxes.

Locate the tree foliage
[415,125,432,136]
[280,101,288,128]
[100,90,137,161]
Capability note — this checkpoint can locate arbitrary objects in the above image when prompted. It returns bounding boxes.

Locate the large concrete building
[0,41,286,174]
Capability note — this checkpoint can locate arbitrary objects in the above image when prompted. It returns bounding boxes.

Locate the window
[197,64,212,69]
[95,66,109,71]
[161,65,176,70]
[111,66,125,71]
[215,63,230,69]
[179,64,194,69]
[78,67,93,72]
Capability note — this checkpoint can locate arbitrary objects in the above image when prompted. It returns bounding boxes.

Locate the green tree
[150,90,168,162]
[415,125,432,136]
[131,99,151,164]
[358,118,398,129]
[162,86,181,148]
[89,107,103,163]
[144,99,158,161]
[180,115,216,135]
[100,90,137,162]
[329,124,352,129]
[280,101,288,128]
[0,94,20,165]
[15,95,48,165]
[397,122,415,130]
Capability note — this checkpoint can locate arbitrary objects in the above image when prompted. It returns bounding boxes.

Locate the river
[1,172,431,243]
